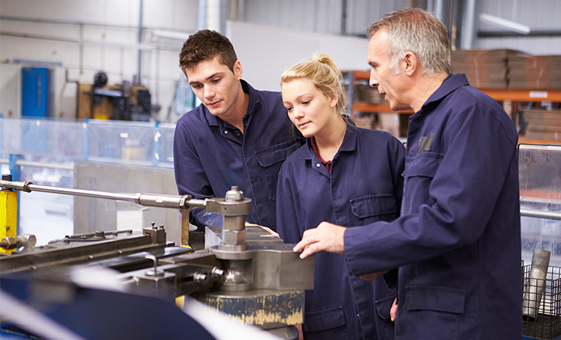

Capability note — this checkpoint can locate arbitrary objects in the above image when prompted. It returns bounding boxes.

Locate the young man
[174,30,303,231]
[293,8,522,339]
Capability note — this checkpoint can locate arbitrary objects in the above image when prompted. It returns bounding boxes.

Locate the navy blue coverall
[173,80,303,230]
[277,121,406,340]
[345,74,522,339]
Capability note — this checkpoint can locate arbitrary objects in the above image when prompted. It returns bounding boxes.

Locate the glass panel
[0,117,176,245]
[520,143,561,267]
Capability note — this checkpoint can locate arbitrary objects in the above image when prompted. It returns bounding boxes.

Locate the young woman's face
[281,78,338,138]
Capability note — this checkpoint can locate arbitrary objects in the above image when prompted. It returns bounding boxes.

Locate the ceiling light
[479,13,531,35]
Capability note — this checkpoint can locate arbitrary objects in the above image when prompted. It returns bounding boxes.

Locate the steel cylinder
[523,248,551,320]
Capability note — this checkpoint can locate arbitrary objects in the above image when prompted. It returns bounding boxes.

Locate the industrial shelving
[344,70,561,140]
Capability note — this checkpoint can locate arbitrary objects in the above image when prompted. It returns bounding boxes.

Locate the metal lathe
[0,179,314,339]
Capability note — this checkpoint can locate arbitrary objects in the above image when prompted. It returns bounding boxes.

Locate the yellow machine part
[0,189,17,254]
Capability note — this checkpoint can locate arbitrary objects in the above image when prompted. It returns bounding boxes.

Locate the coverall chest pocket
[350,194,397,223]
[401,151,443,213]
[255,139,301,201]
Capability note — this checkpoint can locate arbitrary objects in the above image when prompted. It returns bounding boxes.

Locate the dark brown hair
[179,29,237,72]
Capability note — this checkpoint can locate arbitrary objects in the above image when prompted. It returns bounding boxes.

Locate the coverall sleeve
[383,139,406,289]
[390,139,406,217]
[276,168,302,244]
[173,120,223,228]
[345,102,517,276]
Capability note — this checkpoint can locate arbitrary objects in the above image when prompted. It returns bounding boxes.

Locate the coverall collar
[203,79,259,127]
[422,73,469,110]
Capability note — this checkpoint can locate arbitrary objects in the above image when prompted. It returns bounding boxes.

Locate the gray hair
[366,8,450,76]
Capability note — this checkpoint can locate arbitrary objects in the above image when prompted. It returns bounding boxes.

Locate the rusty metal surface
[193,290,305,329]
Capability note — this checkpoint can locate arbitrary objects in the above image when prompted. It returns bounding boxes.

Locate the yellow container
[0,188,17,254]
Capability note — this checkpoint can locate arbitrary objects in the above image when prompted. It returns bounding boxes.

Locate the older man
[294,8,522,339]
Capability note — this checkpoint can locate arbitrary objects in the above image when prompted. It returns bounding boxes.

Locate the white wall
[228,21,369,92]
[0,64,21,118]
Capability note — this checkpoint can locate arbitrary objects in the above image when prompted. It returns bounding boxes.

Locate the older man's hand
[293,222,346,259]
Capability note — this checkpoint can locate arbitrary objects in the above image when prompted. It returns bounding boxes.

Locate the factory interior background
[1,0,561,253]
[2,0,561,339]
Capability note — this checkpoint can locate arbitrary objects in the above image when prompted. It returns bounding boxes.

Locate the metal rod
[523,249,551,321]
[9,181,140,201]
[0,15,193,34]
[479,30,561,37]
[460,0,476,50]
[0,159,73,170]
[137,0,144,85]
[520,209,561,221]
[0,180,207,210]
[15,160,74,170]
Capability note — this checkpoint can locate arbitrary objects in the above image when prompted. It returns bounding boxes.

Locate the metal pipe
[0,15,192,35]
[520,209,561,221]
[79,24,84,75]
[219,0,228,34]
[238,0,245,21]
[340,0,347,35]
[433,0,446,24]
[427,0,434,14]
[137,0,144,85]
[198,0,207,30]
[0,180,207,210]
[523,248,551,321]
[0,31,169,51]
[460,0,477,50]
[15,160,73,170]
[479,29,561,37]
[206,0,221,32]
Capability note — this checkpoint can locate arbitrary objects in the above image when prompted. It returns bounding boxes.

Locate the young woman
[276,53,405,340]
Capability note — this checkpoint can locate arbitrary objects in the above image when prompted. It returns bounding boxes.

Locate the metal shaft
[523,248,551,321]
[0,180,206,210]
[520,209,561,221]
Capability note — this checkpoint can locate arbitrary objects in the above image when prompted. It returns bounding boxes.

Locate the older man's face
[368,30,410,111]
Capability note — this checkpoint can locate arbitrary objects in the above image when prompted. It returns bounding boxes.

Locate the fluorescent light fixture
[479,13,531,35]
[152,30,192,41]
[81,40,154,51]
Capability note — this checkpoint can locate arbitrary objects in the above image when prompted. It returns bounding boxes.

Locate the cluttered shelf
[479,89,561,102]
[344,64,561,141]
[343,70,412,113]
[342,70,412,137]
[344,69,561,109]
[348,87,561,112]
[452,49,561,142]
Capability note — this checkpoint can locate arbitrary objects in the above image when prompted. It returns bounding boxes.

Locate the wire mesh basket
[523,265,561,340]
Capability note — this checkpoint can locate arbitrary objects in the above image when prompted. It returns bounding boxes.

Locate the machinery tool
[0,179,314,339]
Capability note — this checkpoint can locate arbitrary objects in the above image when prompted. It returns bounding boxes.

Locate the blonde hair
[281,52,347,117]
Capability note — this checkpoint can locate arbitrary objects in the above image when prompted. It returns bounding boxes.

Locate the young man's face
[184,56,243,118]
